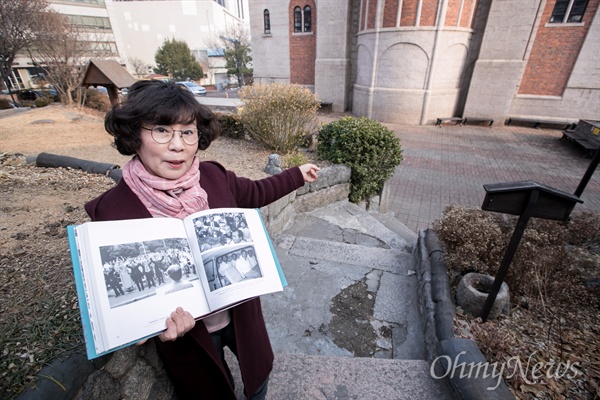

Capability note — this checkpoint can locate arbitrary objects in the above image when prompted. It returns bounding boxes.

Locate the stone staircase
[16,200,457,400]
[226,201,455,399]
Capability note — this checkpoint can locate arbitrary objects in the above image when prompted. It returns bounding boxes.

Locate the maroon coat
[85,161,305,399]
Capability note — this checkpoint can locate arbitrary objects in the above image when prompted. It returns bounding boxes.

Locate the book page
[76,218,211,353]
[183,208,285,312]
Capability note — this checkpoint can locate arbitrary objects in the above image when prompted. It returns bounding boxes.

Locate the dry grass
[436,205,600,399]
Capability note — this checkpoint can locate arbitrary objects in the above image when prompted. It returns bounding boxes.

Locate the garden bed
[435,205,600,399]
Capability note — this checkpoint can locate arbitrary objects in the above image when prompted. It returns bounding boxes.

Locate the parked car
[176,81,207,96]
[18,90,46,101]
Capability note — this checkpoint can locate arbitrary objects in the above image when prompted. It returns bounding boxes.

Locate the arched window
[263,9,271,34]
[303,6,312,32]
[294,6,302,32]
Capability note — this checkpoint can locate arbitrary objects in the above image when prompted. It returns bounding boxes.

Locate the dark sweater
[85,161,305,399]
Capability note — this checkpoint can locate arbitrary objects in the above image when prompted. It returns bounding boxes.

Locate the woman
[84,80,319,399]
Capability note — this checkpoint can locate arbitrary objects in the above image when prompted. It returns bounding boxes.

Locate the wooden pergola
[81,59,137,106]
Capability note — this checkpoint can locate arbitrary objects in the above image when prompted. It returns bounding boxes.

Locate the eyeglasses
[142,125,199,145]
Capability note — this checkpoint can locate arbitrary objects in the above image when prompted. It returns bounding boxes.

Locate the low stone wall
[16,165,352,400]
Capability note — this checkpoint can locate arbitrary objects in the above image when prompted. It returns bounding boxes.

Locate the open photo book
[67,207,287,360]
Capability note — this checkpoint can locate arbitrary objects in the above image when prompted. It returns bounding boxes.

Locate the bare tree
[31,11,97,106]
[204,24,252,87]
[129,57,148,78]
[0,0,51,104]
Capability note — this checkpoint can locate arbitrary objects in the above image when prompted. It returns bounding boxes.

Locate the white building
[8,0,249,91]
[110,0,249,86]
[9,0,126,91]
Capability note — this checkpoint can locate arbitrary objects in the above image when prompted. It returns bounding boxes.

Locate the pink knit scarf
[123,156,209,219]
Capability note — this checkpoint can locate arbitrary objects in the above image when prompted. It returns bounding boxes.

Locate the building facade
[9,0,127,91]
[250,0,599,125]
[7,0,248,91]
[110,0,249,86]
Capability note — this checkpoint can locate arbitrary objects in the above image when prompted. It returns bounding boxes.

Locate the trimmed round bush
[317,116,403,203]
[216,112,246,140]
[0,98,12,109]
[34,96,53,108]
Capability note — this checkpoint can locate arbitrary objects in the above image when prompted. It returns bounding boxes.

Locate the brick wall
[445,0,461,26]
[367,0,377,29]
[400,0,418,26]
[420,0,438,26]
[461,0,476,28]
[289,1,317,85]
[383,0,399,28]
[519,0,599,96]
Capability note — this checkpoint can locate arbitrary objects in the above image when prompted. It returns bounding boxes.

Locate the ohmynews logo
[430,351,581,390]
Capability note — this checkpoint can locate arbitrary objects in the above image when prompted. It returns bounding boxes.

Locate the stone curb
[417,229,514,400]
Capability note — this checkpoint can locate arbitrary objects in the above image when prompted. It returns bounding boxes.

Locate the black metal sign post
[479,180,582,322]
[480,190,538,322]
[574,147,600,198]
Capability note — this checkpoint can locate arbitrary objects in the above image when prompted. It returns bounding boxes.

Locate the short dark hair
[105,80,221,155]
[167,264,183,281]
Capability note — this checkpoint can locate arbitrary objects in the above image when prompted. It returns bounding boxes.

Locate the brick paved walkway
[386,123,600,233]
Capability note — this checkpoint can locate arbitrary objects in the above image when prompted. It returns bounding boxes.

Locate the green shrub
[34,96,52,108]
[283,151,309,168]
[0,98,12,109]
[239,83,320,153]
[317,116,403,203]
[216,112,246,139]
[84,88,111,112]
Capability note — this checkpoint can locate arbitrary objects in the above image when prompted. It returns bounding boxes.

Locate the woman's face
[136,122,198,180]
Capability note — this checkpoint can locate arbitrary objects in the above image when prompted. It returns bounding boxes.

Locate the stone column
[314,0,352,112]
[463,0,544,123]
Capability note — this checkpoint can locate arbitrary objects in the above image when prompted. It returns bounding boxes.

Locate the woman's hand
[299,164,320,183]
[157,307,196,342]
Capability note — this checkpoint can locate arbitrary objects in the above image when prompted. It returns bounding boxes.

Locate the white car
[176,81,207,96]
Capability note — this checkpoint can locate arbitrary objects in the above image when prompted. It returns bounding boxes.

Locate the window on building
[550,0,588,23]
[67,15,111,30]
[264,9,271,34]
[60,0,106,4]
[303,6,311,32]
[294,7,302,32]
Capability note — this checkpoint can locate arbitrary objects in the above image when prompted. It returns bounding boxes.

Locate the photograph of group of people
[192,211,253,252]
[202,246,263,292]
[194,211,263,292]
[99,238,199,308]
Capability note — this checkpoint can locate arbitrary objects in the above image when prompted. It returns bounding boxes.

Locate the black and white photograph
[99,238,199,308]
[192,211,253,252]
[202,244,263,292]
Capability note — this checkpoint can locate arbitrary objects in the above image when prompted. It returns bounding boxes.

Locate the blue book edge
[67,225,156,360]
[256,209,287,288]
[67,225,99,359]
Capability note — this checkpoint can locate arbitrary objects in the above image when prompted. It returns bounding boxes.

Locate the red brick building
[250,0,599,125]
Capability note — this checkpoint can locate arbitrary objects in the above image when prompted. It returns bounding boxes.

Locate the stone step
[283,201,416,252]
[264,201,424,361]
[226,352,455,400]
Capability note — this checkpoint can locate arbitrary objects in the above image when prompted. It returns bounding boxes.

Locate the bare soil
[0,105,275,180]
